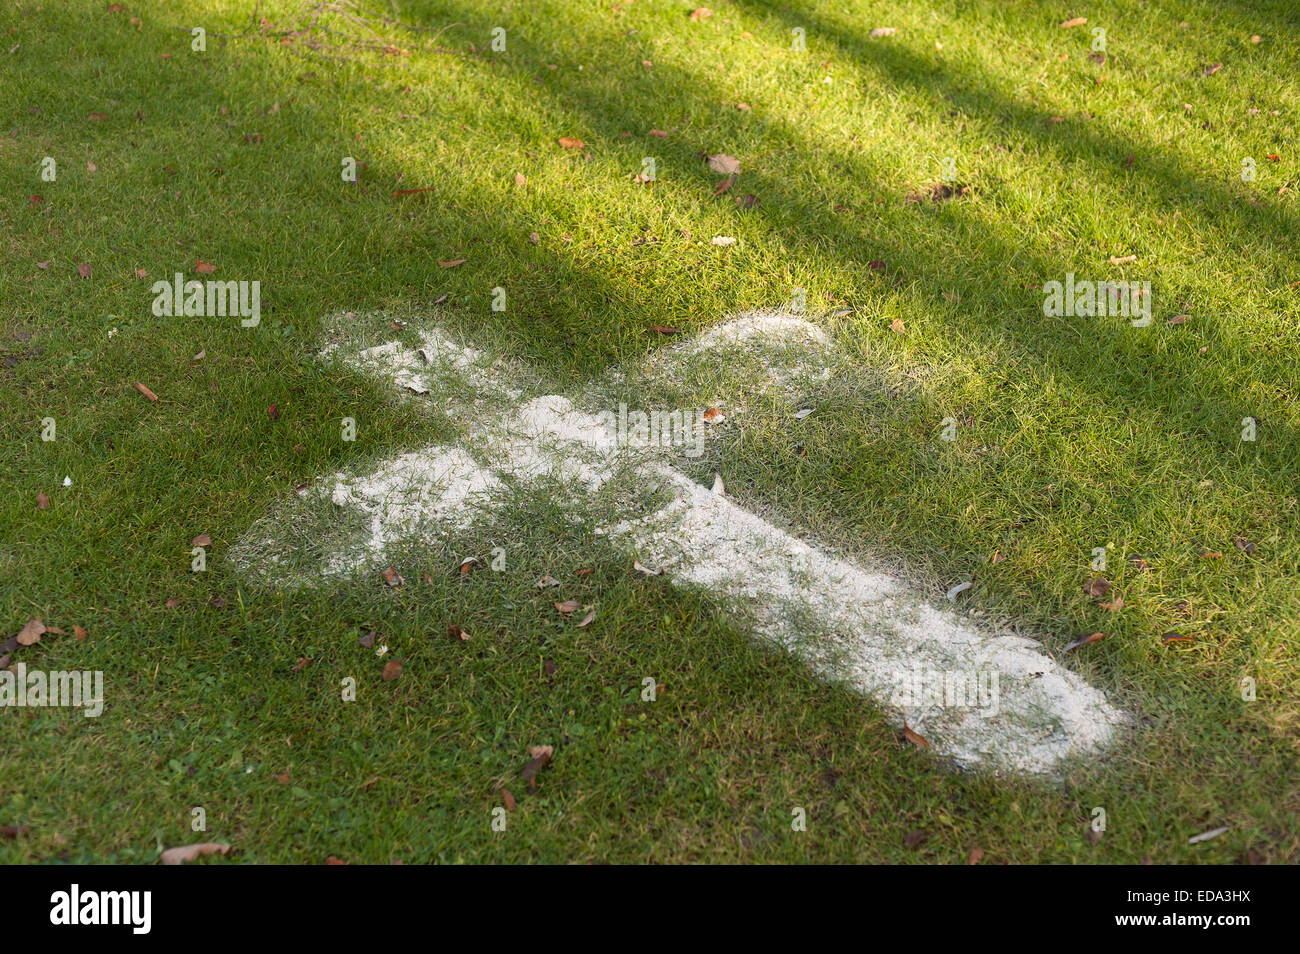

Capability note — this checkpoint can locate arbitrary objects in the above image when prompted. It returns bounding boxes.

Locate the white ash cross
[240,313,1127,775]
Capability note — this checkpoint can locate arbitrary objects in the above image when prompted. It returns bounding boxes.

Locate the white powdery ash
[265,314,1128,775]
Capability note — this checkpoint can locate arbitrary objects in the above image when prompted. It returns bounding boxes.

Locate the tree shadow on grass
[373,0,1298,493]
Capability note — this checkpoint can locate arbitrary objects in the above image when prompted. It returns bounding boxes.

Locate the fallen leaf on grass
[649,129,668,138]
[382,659,403,681]
[191,533,211,547]
[1189,826,1230,845]
[195,261,217,275]
[633,560,662,576]
[448,624,469,641]
[712,175,737,195]
[577,609,596,628]
[192,348,206,360]
[1059,17,1087,28]
[291,657,311,672]
[267,403,280,421]
[689,8,713,21]
[889,318,905,334]
[703,407,725,423]
[76,263,92,278]
[88,112,107,121]
[359,630,376,648]
[438,259,466,268]
[1100,593,1124,612]
[381,566,404,587]
[1168,314,1189,325]
[735,193,760,209]
[164,598,180,609]
[133,382,159,402]
[967,848,984,864]
[710,235,736,246]
[514,173,527,187]
[557,136,585,150]
[520,744,553,790]
[36,492,50,511]
[1082,577,1111,598]
[536,575,561,588]
[555,600,580,614]
[902,724,929,748]
[869,27,897,38]
[0,825,30,838]
[648,325,678,334]
[501,788,516,811]
[16,619,45,646]
[325,855,347,865]
[1162,631,1193,644]
[1204,63,1223,76]
[707,153,741,175]
[161,842,230,865]
[711,472,725,496]
[393,187,432,197]
[1064,632,1105,652]
[1108,254,1137,264]
[73,625,88,641]
[574,567,595,577]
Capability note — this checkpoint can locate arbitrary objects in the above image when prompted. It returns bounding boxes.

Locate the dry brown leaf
[967,848,985,864]
[889,318,905,334]
[703,407,725,423]
[555,600,580,614]
[514,173,527,187]
[134,382,159,402]
[501,788,516,811]
[382,659,403,681]
[536,575,561,588]
[191,533,211,547]
[160,842,230,865]
[381,566,404,587]
[1169,314,1189,325]
[76,263,92,278]
[1082,577,1111,598]
[1204,62,1223,76]
[648,325,678,334]
[649,129,668,138]
[712,174,737,195]
[689,7,713,21]
[1059,17,1087,28]
[1108,254,1137,264]
[902,724,930,748]
[73,625,88,641]
[36,491,50,511]
[16,619,45,647]
[195,261,217,275]
[557,136,585,150]
[438,259,466,268]
[520,744,553,790]
[577,609,596,628]
[707,153,741,175]
[869,27,897,38]
[1100,593,1124,612]
[1064,632,1105,652]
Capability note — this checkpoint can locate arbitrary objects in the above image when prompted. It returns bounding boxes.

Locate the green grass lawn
[1,0,1297,863]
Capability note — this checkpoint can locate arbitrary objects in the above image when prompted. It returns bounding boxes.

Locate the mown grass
[1,0,1297,862]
